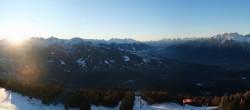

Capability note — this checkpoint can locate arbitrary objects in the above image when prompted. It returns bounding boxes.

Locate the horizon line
[0,32,249,42]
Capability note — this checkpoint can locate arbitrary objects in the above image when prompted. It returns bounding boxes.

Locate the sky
[0,0,250,41]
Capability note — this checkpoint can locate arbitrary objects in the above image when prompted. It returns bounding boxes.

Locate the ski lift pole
[205,102,208,110]
[140,97,142,108]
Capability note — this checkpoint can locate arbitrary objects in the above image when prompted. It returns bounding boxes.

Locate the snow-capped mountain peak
[212,32,250,43]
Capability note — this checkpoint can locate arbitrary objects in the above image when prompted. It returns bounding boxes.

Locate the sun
[9,37,25,45]
[2,21,39,45]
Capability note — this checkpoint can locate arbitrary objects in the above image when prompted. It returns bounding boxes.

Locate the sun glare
[2,21,42,45]
[9,37,25,45]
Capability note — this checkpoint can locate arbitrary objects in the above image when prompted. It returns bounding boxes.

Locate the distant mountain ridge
[146,32,250,47]
[1,33,250,94]
[7,32,248,47]
[1,32,250,72]
[147,32,250,70]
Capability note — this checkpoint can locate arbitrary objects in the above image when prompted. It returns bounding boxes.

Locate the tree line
[0,79,135,110]
[63,88,134,110]
[2,78,250,110]
[141,90,250,110]
[0,79,63,105]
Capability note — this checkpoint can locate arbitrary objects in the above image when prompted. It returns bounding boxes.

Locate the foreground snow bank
[91,103,120,110]
[0,88,67,110]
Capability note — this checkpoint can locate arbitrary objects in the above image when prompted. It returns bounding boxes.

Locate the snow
[104,60,109,64]
[214,32,250,43]
[122,80,136,85]
[231,33,250,42]
[123,55,130,62]
[0,88,66,110]
[133,96,218,110]
[143,58,150,63]
[109,60,115,63]
[59,60,66,65]
[132,46,136,51]
[77,58,86,67]
[196,83,203,86]
[91,102,120,110]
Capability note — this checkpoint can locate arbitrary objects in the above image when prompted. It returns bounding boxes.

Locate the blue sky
[0,0,249,41]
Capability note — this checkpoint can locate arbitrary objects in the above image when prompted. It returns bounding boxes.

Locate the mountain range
[0,32,250,95]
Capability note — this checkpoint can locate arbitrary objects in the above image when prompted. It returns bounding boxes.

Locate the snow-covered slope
[0,88,70,110]
[145,32,250,71]
[133,96,218,110]
[212,32,250,43]
[91,103,120,110]
[147,32,250,47]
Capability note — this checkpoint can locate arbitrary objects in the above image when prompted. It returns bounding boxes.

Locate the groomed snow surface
[0,88,218,110]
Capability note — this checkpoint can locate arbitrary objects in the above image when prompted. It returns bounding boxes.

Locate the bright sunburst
[9,37,25,45]
[2,21,39,45]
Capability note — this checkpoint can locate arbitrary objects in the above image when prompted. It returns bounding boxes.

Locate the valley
[1,33,250,110]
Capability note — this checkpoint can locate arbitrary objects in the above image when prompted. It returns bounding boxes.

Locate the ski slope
[133,96,218,110]
[0,88,67,110]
